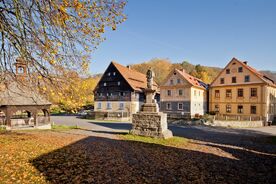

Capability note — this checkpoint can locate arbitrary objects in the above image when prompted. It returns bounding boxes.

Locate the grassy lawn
[119,134,188,147]
[51,124,79,130]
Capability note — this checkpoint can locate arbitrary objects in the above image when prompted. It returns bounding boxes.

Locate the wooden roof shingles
[0,80,51,106]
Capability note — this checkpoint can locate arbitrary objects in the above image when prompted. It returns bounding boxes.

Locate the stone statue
[146,68,155,89]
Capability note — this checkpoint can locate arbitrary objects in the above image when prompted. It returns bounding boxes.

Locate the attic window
[226,69,230,74]
[174,72,176,75]
[108,72,111,76]
[232,62,236,65]
[113,72,116,76]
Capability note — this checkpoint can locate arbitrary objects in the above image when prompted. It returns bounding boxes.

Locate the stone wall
[212,120,264,128]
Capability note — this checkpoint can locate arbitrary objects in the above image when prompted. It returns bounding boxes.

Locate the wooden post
[33,111,37,127]
[5,108,11,127]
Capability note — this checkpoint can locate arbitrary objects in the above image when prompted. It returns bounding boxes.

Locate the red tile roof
[175,69,208,89]
[112,62,158,92]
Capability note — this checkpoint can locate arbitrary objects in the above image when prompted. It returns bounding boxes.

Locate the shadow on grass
[31,135,276,183]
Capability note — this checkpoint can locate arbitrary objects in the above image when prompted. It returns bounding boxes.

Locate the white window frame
[107,102,112,110]
[178,103,183,110]
[179,89,183,96]
[119,102,124,110]
[166,103,171,110]
[97,102,102,109]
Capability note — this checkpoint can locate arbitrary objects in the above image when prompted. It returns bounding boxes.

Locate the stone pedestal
[131,112,173,139]
[131,68,173,139]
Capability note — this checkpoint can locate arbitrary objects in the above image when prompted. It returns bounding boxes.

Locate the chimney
[126,65,131,70]
[243,61,248,65]
[182,69,186,73]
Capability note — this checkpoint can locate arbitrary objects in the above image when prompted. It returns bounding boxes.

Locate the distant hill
[130,58,222,84]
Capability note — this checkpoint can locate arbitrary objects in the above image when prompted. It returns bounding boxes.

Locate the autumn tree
[40,70,100,113]
[0,0,126,81]
[130,58,173,85]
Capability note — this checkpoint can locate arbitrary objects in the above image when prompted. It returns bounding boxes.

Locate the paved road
[51,115,276,138]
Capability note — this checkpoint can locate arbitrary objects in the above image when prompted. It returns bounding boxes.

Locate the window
[103,82,107,86]
[220,78,225,84]
[232,77,236,83]
[107,102,112,109]
[226,69,230,74]
[198,91,201,96]
[97,102,102,109]
[238,67,243,73]
[119,103,124,110]
[251,88,257,97]
[226,105,231,113]
[170,80,174,85]
[118,81,121,86]
[215,90,220,98]
[251,106,257,114]
[177,79,181,84]
[107,72,111,76]
[226,89,232,98]
[17,66,24,74]
[215,105,219,112]
[179,89,183,96]
[237,105,243,114]
[113,72,116,76]
[178,103,183,110]
[167,90,171,96]
[194,90,196,96]
[166,103,171,110]
[237,88,244,97]
[245,75,250,82]
[119,92,125,96]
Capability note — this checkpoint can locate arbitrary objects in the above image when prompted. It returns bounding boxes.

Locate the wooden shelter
[0,58,51,127]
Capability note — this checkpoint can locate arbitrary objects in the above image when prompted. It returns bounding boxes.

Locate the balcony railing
[95,96,131,101]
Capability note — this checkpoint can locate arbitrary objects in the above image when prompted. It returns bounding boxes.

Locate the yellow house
[209,57,276,122]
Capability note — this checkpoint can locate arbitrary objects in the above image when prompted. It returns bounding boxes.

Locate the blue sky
[89,0,276,74]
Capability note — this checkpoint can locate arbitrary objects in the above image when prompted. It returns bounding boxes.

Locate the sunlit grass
[51,124,79,130]
[119,134,188,147]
